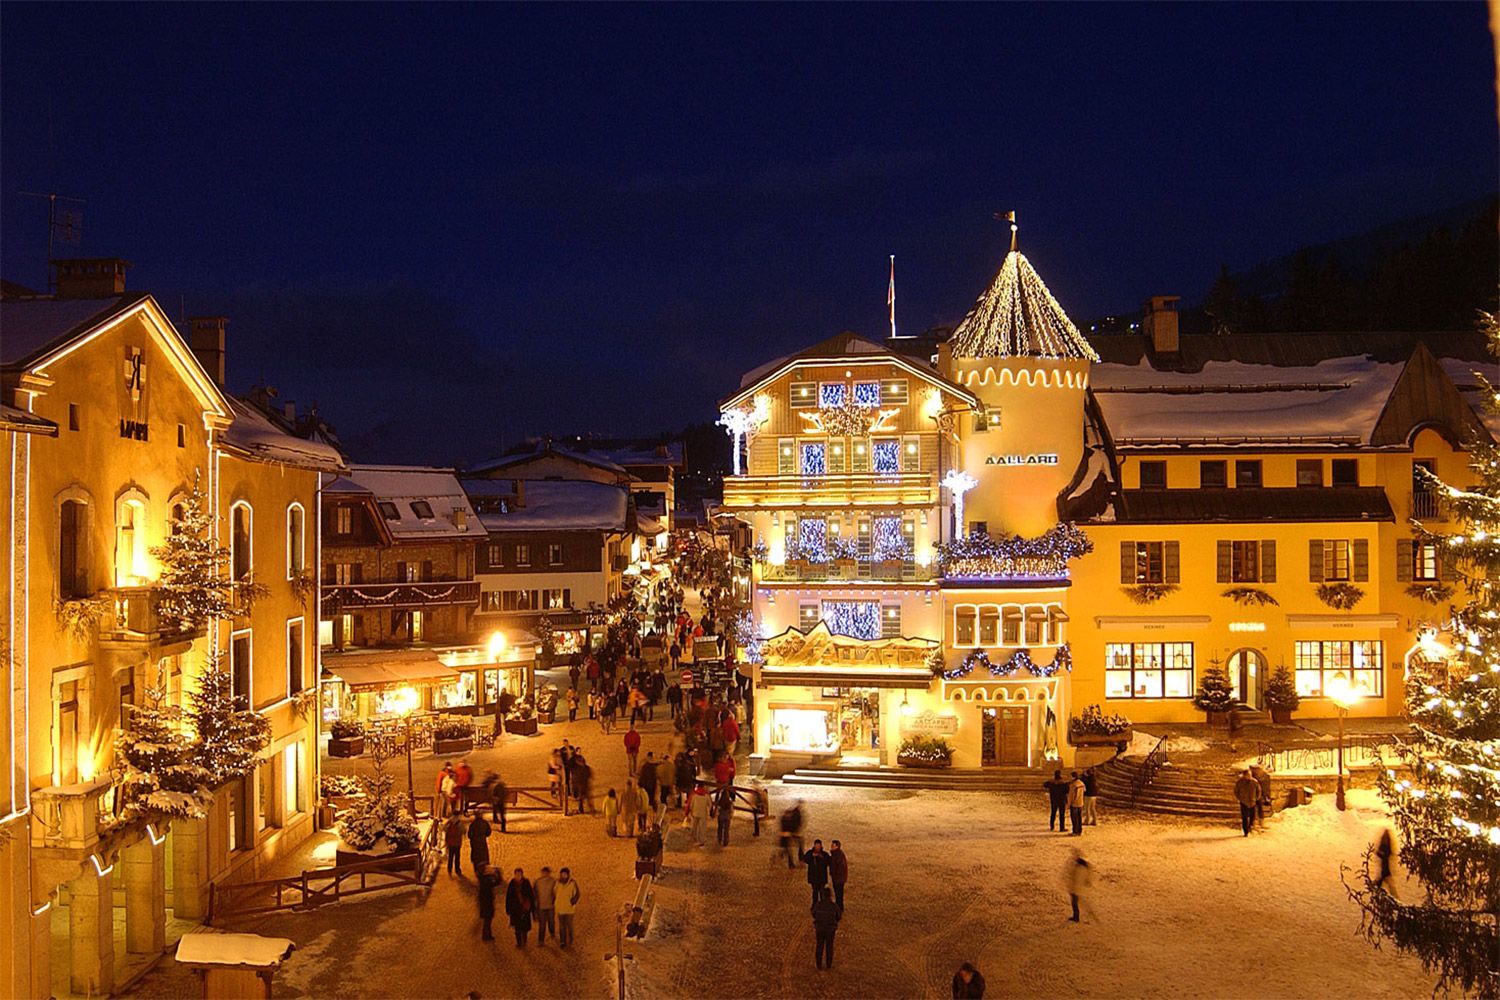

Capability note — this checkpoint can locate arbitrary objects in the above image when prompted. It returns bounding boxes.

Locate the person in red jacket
[623,725,641,776]
[713,753,736,787]
[721,713,741,752]
[453,760,474,814]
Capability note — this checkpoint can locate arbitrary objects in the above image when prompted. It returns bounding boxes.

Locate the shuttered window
[1218,540,1275,583]
[1310,539,1368,583]
[1121,541,1178,585]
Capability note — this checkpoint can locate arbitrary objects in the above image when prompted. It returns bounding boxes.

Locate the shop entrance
[836,689,881,764]
[980,705,1030,767]
[1228,648,1265,708]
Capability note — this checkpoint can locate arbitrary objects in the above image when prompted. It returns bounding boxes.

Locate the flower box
[1068,727,1132,749]
[1270,708,1293,725]
[504,718,539,737]
[876,559,905,578]
[328,736,364,758]
[832,558,858,580]
[433,736,474,755]
[896,753,952,769]
[538,710,555,725]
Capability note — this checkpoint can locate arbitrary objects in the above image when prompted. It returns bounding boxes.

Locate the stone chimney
[189,316,228,386]
[1142,296,1181,354]
[52,258,129,298]
[283,401,297,423]
[512,479,526,508]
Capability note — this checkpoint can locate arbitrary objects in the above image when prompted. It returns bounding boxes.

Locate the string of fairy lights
[948,250,1100,362]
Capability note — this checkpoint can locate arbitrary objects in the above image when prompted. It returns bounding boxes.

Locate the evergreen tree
[1193,662,1237,713]
[188,650,271,786]
[151,472,263,633]
[114,682,214,823]
[1203,264,1240,335]
[1346,310,1500,997]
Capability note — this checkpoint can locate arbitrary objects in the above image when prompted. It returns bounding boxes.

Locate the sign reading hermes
[985,453,1058,466]
[900,709,959,736]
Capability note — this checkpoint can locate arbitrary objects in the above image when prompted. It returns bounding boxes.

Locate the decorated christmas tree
[114,683,214,824]
[1193,662,1236,714]
[150,472,263,632]
[187,649,271,786]
[1346,311,1499,998]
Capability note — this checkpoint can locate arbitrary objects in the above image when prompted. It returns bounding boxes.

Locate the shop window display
[771,707,838,753]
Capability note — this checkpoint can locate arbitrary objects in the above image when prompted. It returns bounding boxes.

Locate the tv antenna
[20,190,86,291]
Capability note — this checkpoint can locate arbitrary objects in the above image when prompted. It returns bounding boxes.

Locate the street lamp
[390,685,421,817]
[1326,671,1364,811]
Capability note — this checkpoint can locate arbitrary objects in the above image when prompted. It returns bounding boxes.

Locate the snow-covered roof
[175,932,295,969]
[949,251,1099,362]
[0,294,141,368]
[588,441,685,469]
[463,477,631,532]
[726,330,979,408]
[222,398,344,471]
[340,465,488,540]
[0,403,57,435]
[468,446,630,478]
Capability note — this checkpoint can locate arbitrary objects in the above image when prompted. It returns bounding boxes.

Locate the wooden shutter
[1120,541,1135,584]
[1216,541,1231,583]
[1260,540,1276,583]
[1439,544,1456,580]
[1308,540,1324,582]
[60,501,82,596]
[1395,540,1412,582]
[422,560,433,581]
[1164,541,1180,584]
[1352,539,1369,582]
[396,561,408,582]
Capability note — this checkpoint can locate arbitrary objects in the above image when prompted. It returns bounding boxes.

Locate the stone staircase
[1094,756,1242,822]
[782,764,1048,793]
[1232,705,1269,725]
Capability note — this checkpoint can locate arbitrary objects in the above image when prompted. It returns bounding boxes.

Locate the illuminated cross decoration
[941,469,979,537]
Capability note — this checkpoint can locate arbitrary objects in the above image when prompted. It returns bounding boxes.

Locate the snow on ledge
[176,931,295,968]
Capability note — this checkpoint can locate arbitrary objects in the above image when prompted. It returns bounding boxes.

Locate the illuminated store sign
[985,453,1059,466]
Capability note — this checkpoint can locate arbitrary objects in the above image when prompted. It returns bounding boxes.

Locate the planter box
[635,858,660,879]
[897,755,953,769]
[328,736,364,758]
[537,710,555,725]
[335,847,419,873]
[1269,708,1294,725]
[433,736,474,755]
[876,560,906,579]
[1069,727,1132,750]
[1205,710,1230,727]
[504,718,539,737]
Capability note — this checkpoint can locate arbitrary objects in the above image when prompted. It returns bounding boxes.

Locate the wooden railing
[1255,734,1396,774]
[1131,735,1170,804]
[207,851,436,925]
[721,471,936,508]
[322,580,481,611]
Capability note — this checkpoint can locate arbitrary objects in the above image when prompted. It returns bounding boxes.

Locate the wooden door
[997,706,1029,767]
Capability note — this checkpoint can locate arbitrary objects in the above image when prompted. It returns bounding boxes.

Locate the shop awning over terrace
[323,654,460,692]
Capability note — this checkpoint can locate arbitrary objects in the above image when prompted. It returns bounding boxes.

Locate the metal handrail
[1130,735,1170,804]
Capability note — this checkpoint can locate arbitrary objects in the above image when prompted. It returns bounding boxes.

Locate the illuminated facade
[725,250,1492,774]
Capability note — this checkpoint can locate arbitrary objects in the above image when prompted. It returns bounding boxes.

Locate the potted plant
[896,735,954,768]
[1068,704,1133,750]
[536,685,559,725]
[328,718,365,758]
[432,718,474,755]
[1263,666,1301,725]
[1193,663,1236,725]
[504,699,539,736]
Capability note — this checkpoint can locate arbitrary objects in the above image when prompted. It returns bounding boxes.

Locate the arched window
[286,503,305,577]
[116,495,149,586]
[231,502,252,581]
[58,498,91,598]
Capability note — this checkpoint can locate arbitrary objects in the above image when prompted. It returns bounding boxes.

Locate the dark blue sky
[3,4,1495,463]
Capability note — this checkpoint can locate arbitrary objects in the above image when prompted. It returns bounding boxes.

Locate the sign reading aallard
[899,708,959,735]
[985,453,1058,466]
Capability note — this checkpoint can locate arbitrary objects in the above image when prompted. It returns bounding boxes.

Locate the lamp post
[393,686,420,817]
[1326,671,1364,811]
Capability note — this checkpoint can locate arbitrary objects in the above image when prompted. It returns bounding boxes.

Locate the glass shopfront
[770,705,840,753]
[433,671,478,711]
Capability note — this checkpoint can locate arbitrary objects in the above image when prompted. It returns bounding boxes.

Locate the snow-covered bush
[330,718,364,740]
[433,719,471,741]
[336,771,419,853]
[897,735,954,766]
[1071,704,1132,736]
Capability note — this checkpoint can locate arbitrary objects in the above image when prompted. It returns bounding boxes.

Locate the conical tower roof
[948,251,1099,361]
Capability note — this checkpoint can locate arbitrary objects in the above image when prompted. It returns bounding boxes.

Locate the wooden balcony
[760,561,933,584]
[721,471,936,509]
[323,579,481,611]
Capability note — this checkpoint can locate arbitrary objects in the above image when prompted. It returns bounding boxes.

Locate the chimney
[512,479,526,508]
[189,316,228,386]
[283,401,297,423]
[1143,296,1181,354]
[52,258,129,298]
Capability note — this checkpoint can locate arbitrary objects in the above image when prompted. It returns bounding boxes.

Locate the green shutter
[1216,541,1231,583]
[1352,539,1369,582]
[1120,541,1135,584]
[1260,540,1276,583]
[1396,540,1412,582]
[1308,540,1324,582]
[1164,541,1180,584]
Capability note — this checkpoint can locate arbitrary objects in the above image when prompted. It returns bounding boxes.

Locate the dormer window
[378,502,400,520]
[410,501,435,520]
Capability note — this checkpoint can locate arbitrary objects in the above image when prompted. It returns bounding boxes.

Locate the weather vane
[993,210,1018,253]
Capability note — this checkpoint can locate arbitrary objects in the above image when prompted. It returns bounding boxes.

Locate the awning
[324,656,459,693]
[759,666,932,690]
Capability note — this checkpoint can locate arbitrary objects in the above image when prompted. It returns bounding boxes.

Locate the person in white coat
[1065,849,1093,922]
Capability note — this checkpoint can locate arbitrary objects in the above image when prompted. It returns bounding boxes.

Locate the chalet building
[318,466,492,718]
[722,246,1493,773]
[0,263,343,998]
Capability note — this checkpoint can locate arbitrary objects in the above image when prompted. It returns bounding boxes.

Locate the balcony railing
[1411,492,1444,520]
[96,586,205,650]
[322,580,481,611]
[760,561,933,584]
[721,471,936,508]
[31,777,114,851]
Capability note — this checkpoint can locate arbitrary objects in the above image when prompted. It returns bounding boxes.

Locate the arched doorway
[1227,649,1266,708]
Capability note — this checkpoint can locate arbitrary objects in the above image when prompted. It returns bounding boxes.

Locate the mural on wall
[761,621,938,668]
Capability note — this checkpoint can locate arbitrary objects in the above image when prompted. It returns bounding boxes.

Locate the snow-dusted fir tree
[1347,312,1500,998]
[188,650,271,786]
[114,684,214,823]
[150,472,263,632]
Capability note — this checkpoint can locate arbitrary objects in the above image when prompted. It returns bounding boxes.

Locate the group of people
[1043,768,1099,835]
[547,740,594,814]
[476,864,582,948]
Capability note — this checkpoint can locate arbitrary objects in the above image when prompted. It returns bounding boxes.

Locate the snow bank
[176,931,295,968]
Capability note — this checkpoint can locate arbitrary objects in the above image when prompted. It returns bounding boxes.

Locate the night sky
[2,4,1495,464]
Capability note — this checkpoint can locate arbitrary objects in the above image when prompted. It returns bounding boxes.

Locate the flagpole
[888,254,896,339]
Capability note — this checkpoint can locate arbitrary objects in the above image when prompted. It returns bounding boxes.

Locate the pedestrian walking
[505,868,536,947]
[1044,770,1069,832]
[801,839,831,904]
[657,753,677,809]
[468,811,492,875]
[640,752,659,808]
[1375,828,1399,899]
[566,687,579,722]
[952,962,986,998]
[1234,769,1260,836]
[604,788,620,836]
[1067,771,1086,836]
[778,801,805,867]
[1082,767,1100,826]
[829,840,848,913]
[624,780,642,837]
[632,777,650,831]
[454,759,474,814]
[811,886,840,969]
[555,868,581,948]
[713,752,736,787]
[602,693,616,733]
[1065,849,1093,922]
[713,783,735,846]
[490,776,508,833]
[624,725,641,776]
[534,866,557,946]
[1251,763,1274,827]
[688,783,711,846]
[444,814,463,876]
[573,754,593,814]
[674,750,696,806]
[436,762,456,817]
[667,681,683,720]
[478,864,498,941]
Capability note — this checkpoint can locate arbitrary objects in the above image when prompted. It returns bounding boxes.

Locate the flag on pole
[887,254,896,338]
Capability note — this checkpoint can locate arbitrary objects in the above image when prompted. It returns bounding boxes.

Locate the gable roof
[336,465,488,541]
[468,445,630,479]
[0,403,57,436]
[221,397,345,471]
[723,330,979,409]
[462,477,632,533]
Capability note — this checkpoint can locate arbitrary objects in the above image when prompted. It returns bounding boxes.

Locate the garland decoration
[1315,582,1365,610]
[936,522,1093,581]
[1222,586,1279,607]
[942,644,1073,679]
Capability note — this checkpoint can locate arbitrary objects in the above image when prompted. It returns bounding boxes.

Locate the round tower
[942,247,1096,538]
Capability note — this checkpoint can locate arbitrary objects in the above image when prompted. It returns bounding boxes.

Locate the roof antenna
[994,210,1018,253]
[20,190,86,292]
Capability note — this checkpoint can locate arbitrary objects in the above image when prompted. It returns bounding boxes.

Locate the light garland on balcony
[942,643,1073,680]
[936,522,1094,580]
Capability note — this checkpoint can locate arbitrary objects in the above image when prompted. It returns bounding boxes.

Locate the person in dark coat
[828,840,849,912]
[811,886,841,969]
[667,681,684,720]
[1043,770,1070,832]
[490,776,508,833]
[467,812,492,875]
[444,814,464,876]
[1251,764,1274,827]
[801,838,831,904]
[477,865,499,941]
[504,868,536,947]
[573,754,593,814]
[952,962,986,998]
[1234,769,1261,836]
[639,752,659,808]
